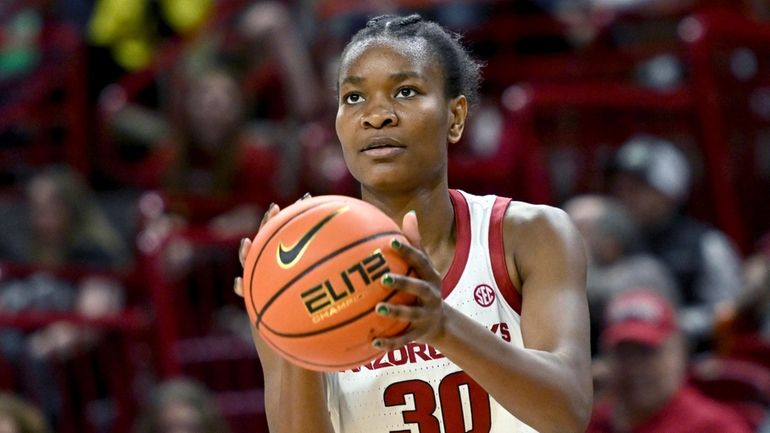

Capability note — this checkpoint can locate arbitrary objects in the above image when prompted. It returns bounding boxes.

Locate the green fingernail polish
[376,304,389,315]
[391,238,402,249]
[382,274,394,286]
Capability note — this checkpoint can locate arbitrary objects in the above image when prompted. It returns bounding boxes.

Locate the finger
[381,273,438,303]
[401,210,422,249]
[373,329,420,351]
[294,192,312,204]
[234,277,244,297]
[389,239,441,282]
[259,203,280,230]
[374,301,424,322]
[239,238,252,266]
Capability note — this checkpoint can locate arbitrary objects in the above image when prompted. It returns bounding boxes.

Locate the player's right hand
[234,202,280,297]
[234,193,311,297]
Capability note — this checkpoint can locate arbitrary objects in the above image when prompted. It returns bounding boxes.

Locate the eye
[395,87,417,98]
[343,93,364,105]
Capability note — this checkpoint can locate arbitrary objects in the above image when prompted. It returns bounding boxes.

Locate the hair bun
[366,14,422,30]
[366,15,396,28]
[395,14,422,27]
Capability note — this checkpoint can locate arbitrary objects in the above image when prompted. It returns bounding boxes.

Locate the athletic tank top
[326,189,538,433]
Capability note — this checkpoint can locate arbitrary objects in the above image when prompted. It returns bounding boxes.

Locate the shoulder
[503,201,582,252]
[500,201,586,280]
[503,201,572,230]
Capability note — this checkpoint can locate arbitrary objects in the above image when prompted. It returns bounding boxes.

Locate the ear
[447,95,468,144]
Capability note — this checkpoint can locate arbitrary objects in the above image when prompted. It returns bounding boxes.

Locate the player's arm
[248,326,334,433]
[377,206,592,433]
[236,204,335,433]
[502,204,592,431]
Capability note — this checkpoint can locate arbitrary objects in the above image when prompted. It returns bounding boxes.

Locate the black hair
[339,14,483,107]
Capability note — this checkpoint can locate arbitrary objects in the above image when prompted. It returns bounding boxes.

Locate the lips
[361,137,405,152]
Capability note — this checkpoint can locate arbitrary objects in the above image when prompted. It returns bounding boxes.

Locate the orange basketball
[242,195,415,371]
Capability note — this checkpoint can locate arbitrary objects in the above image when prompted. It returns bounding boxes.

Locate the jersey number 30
[383,371,491,433]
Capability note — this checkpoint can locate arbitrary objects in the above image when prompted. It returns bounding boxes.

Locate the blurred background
[1,0,770,432]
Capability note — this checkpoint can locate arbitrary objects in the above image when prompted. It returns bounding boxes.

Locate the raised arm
[235,204,335,433]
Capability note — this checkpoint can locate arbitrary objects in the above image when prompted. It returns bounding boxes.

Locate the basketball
[241,195,415,371]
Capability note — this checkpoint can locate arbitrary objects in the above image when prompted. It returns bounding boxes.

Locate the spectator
[0,165,129,269]
[587,289,753,433]
[607,134,744,344]
[102,1,327,235]
[0,393,51,433]
[141,66,277,234]
[564,194,679,354]
[133,377,230,433]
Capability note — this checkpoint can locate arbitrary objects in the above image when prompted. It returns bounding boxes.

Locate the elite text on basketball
[301,249,390,322]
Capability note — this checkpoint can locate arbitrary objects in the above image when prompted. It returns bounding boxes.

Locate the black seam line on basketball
[248,200,332,321]
[277,206,348,268]
[263,264,415,337]
[261,286,402,338]
[253,230,403,328]
[256,265,415,370]
[259,326,383,370]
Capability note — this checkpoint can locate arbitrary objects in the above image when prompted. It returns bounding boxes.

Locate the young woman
[235,14,592,433]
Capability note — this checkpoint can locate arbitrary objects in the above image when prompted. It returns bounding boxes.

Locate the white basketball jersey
[326,190,538,433]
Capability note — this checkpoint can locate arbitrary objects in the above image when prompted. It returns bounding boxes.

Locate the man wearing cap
[608,135,744,345]
[586,289,752,433]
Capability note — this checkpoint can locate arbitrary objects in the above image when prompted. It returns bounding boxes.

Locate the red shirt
[586,386,753,433]
[136,136,280,222]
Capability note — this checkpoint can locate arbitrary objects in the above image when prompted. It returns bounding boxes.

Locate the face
[606,337,685,415]
[28,177,71,244]
[159,401,204,433]
[335,38,467,194]
[610,172,674,229]
[184,71,244,151]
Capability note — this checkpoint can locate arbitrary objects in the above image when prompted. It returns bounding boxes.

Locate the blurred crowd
[1,0,770,432]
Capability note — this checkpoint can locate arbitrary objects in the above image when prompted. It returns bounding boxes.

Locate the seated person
[132,377,231,433]
[0,165,129,269]
[587,289,752,433]
[564,194,679,354]
[607,134,744,345]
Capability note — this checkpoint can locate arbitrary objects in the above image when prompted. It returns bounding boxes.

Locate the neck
[360,179,456,276]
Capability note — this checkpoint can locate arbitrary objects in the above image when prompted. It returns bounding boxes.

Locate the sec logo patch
[474,284,495,307]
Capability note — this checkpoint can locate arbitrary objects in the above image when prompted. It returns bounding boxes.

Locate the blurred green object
[0,8,42,79]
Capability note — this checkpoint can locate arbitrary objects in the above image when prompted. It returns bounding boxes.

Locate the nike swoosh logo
[277,205,350,269]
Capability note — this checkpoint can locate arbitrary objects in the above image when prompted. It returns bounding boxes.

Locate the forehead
[339,37,442,82]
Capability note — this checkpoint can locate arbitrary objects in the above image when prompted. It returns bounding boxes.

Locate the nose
[361,102,398,129]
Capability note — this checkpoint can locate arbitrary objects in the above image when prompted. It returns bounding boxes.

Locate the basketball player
[235,14,592,433]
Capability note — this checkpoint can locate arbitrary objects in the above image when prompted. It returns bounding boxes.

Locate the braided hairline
[340,14,482,108]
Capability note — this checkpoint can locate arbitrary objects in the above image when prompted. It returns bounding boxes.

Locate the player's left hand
[372,211,448,350]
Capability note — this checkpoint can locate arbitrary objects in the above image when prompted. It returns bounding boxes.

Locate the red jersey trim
[442,190,471,298]
[490,196,522,314]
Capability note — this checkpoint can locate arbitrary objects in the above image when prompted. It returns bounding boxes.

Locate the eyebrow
[341,71,425,86]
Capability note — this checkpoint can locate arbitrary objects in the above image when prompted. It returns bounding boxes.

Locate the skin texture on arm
[377,207,593,433]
